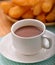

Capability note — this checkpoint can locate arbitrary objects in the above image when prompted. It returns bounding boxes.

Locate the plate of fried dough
[0,0,55,26]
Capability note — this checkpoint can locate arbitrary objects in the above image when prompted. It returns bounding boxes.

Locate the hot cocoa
[15,26,43,37]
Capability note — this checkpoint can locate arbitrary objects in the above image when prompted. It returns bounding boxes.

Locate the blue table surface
[46,25,55,33]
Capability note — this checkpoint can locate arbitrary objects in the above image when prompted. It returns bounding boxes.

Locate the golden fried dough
[36,13,46,23]
[0,1,14,14]
[1,0,55,23]
[9,6,24,19]
[42,0,54,13]
[12,0,28,6]
[22,10,34,19]
[33,4,42,15]
[27,0,40,6]
[12,0,40,6]
[46,7,55,22]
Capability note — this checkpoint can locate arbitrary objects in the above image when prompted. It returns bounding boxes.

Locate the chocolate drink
[15,26,43,37]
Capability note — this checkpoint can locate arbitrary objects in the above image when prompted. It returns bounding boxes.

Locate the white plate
[0,30,55,63]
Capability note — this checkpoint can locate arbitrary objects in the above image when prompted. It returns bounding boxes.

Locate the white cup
[11,19,52,55]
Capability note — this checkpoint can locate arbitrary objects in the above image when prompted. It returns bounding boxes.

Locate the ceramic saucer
[0,30,55,63]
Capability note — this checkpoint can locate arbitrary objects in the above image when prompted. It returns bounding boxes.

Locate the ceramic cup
[11,19,52,55]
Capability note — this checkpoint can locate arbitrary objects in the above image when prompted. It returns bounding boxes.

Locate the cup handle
[42,35,52,49]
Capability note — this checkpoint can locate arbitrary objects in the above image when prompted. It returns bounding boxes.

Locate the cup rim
[11,19,46,39]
